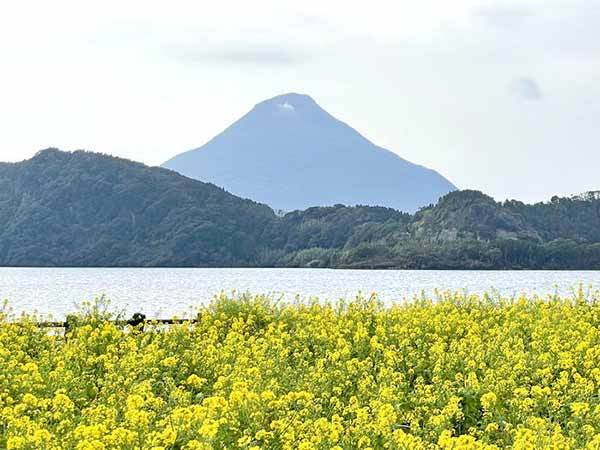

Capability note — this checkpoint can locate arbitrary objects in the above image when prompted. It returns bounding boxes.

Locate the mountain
[410,190,542,242]
[269,190,600,269]
[162,93,456,213]
[1,149,599,269]
[0,149,275,266]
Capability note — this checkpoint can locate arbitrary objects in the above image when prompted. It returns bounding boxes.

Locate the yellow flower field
[2,292,600,449]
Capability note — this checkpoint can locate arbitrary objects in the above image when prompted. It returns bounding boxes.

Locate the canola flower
[2,291,600,449]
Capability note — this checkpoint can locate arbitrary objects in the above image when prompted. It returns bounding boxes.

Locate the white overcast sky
[1,0,599,203]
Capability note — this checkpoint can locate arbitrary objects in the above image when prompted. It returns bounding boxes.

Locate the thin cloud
[476,4,534,29]
[277,102,296,112]
[170,45,304,66]
[508,77,543,101]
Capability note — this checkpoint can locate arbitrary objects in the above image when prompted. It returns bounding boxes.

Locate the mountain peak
[251,93,323,117]
[163,94,456,212]
[260,92,316,105]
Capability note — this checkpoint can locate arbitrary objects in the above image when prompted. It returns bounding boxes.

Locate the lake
[1,268,600,320]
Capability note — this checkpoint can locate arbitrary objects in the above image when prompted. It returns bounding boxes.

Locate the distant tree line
[1,149,599,269]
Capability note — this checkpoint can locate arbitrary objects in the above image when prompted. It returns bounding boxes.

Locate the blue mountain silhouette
[163,93,456,212]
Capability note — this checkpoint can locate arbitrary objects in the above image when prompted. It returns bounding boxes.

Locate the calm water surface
[1,268,600,319]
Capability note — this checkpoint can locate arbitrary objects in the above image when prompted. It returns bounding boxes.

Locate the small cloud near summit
[508,77,543,101]
[277,101,296,112]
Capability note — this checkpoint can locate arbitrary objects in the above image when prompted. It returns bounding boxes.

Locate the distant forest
[1,149,600,269]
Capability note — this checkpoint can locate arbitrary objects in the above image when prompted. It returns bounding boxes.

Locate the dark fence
[35,314,198,330]
[36,318,196,328]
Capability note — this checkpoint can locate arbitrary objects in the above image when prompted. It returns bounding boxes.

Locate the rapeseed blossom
[1,292,600,448]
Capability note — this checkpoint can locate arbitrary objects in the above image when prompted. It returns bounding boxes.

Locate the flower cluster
[2,292,600,449]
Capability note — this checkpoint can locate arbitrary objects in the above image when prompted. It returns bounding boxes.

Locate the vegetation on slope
[265,190,600,269]
[0,149,274,266]
[3,293,600,448]
[1,149,600,268]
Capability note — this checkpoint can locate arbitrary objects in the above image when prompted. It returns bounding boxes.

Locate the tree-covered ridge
[1,149,600,269]
[0,149,275,266]
[411,190,542,242]
[505,192,600,243]
[260,189,600,269]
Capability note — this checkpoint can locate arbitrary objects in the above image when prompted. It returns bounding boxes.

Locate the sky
[0,0,599,203]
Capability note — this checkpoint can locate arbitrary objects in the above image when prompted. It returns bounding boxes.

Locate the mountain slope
[162,93,456,213]
[263,190,600,269]
[410,190,542,242]
[0,149,275,266]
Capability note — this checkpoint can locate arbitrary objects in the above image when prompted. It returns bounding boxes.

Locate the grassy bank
[2,292,600,449]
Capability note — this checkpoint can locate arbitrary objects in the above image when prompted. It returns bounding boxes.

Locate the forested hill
[1,149,600,269]
[303,190,600,269]
[0,149,275,266]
